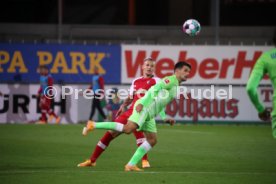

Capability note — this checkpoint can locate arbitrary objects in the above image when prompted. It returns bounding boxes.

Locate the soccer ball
[182,19,201,36]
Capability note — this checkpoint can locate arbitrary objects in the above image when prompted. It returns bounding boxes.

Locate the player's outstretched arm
[116,96,133,116]
[246,57,266,114]
[246,73,265,113]
[160,105,176,126]
[159,108,167,120]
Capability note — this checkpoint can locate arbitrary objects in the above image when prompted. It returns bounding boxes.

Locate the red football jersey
[128,76,160,110]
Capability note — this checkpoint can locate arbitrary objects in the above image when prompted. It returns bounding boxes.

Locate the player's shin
[48,109,57,118]
[127,140,152,166]
[40,110,47,122]
[133,131,148,161]
[90,131,114,163]
[95,122,124,132]
[83,121,123,136]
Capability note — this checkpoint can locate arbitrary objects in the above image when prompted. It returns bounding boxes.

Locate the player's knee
[123,126,134,134]
[124,129,132,134]
[109,131,120,138]
[147,138,157,147]
[123,122,138,134]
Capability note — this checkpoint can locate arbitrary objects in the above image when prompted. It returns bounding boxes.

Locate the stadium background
[0,0,275,124]
[0,1,276,184]
[0,44,274,123]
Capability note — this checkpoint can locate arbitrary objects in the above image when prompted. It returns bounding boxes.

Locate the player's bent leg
[81,113,129,167]
[125,132,156,171]
[47,109,60,124]
[82,121,128,136]
[82,111,135,135]
[37,96,48,124]
[133,130,150,168]
[37,109,47,124]
[144,132,157,147]
[89,130,122,164]
[142,132,157,168]
[141,131,157,169]
[109,130,122,138]
[122,121,138,134]
[133,130,146,147]
[78,131,122,167]
[82,120,138,135]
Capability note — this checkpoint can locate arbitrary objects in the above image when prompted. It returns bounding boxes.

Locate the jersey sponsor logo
[164,79,170,84]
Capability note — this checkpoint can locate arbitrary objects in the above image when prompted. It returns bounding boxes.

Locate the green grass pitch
[0,124,276,184]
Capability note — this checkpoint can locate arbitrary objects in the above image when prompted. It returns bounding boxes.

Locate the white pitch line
[0,170,275,175]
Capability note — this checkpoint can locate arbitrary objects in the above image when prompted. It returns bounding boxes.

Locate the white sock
[140,140,152,152]
[115,123,124,132]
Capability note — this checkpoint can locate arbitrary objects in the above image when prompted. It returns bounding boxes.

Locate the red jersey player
[37,65,60,124]
[78,57,159,168]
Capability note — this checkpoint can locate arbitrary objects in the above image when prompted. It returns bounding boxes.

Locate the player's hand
[116,105,125,117]
[164,118,175,126]
[136,104,143,113]
[258,108,271,121]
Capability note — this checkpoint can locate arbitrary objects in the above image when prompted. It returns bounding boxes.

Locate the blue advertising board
[0,43,121,84]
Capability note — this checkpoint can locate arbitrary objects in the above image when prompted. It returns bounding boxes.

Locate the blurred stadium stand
[0,23,274,45]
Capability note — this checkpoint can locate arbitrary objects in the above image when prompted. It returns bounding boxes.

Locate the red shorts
[39,95,52,110]
[114,108,134,125]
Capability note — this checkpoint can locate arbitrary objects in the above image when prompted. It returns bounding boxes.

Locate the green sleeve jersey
[139,75,179,120]
[246,48,276,113]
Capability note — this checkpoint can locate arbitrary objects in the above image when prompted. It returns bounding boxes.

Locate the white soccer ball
[182,19,201,36]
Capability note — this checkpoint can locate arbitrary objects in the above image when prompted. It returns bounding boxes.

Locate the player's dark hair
[174,61,191,72]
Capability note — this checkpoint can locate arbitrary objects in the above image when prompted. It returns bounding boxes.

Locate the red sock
[41,110,47,122]
[133,130,148,161]
[90,131,114,163]
[48,109,58,118]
